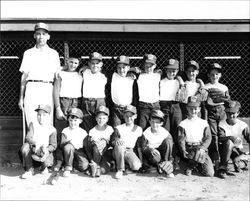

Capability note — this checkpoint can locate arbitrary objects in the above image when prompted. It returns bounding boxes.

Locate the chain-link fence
[0,36,249,117]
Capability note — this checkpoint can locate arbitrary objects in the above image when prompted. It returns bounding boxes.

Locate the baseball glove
[31,145,46,162]
[158,161,173,175]
[194,149,207,164]
[195,88,208,102]
[208,88,228,103]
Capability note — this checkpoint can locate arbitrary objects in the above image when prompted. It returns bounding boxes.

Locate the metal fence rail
[0,38,249,117]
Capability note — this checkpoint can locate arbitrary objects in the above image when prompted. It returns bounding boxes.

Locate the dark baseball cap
[225,101,241,113]
[209,63,222,71]
[68,108,83,119]
[186,96,201,107]
[35,105,51,114]
[186,60,199,70]
[90,52,102,61]
[164,59,179,70]
[34,22,49,32]
[143,54,157,65]
[116,55,130,65]
[96,105,110,116]
[150,109,164,121]
[124,105,137,114]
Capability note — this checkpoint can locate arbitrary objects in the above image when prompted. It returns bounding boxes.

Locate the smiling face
[185,66,199,81]
[208,69,221,84]
[68,115,82,129]
[187,106,200,118]
[67,58,80,72]
[96,112,109,127]
[124,111,137,126]
[117,63,130,77]
[34,29,50,47]
[89,59,103,74]
[150,117,163,132]
[144,62,156,73]
[166,68,179,80]
[226,111,239,125]
[37,110,50,125]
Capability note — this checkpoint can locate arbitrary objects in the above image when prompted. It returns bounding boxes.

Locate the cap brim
[35,108,50,113]
[144,60,156,64]
[96,111,109,116]
[90,57,102,61]
[35,28,49,32]
[165,65,179,69]
[117,61,129,65]
[124,110,136,114]
[225,108,239,113]
[186,103,200,107]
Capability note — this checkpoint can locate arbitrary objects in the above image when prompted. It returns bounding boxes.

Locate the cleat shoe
[218,169,227,179]
[166,173,175,178]
[41,167,49,174]
[115,170,123,179]
[21,169,34,179]
[89,162,97,177]
[63,170,70,177]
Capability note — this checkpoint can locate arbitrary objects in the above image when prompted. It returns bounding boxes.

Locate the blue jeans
[111,104,127,127]
[137,101,160,131]
[81,98,106,132]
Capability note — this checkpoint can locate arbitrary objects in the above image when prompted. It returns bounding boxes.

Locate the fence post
[179,42,185,71]
[64,41,69,66]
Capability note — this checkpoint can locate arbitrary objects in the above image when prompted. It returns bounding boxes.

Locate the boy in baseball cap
[177,96,214,177]
[218,100,250,179]
[140,109,175,178]
[57,107,89,177]
[81,52,107,132]
[111,105,143,179]
[20,104,57,179]
[109,55,138,127]
[137,54,161,131]
[86,105,114,177]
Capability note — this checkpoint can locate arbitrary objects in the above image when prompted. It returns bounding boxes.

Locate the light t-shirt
[137,73,160,103]
[62,127,88,149]
[111,72,134,105]
[160,78,180,101]
[219,119,248,149]
[59,71,83,98]
[82,69,107,98]
[205,82,228,106]
[179,117,209,144]
[89,125,114,143]
[116,124,143,149]
[143,127,170,148]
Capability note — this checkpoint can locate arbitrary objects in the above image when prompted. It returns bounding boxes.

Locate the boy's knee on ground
[130,160,142,171]
[63,143,74,152]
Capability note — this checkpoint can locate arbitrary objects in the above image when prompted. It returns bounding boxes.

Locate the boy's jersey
[116,124,143,149]
[19,45,60,82]
[178,117,209,144]
[59,71,83,98]
[205,82,228,106]
[143,127,170,148]
[160,78,180,101]
[82,69,107,98]
[111,72,134,105]
[185,80,200,98]
[219,119,248,148]
[137,72,160,103]
[62,127,88,149]
[32,121,56,149]
[89,125,114,143]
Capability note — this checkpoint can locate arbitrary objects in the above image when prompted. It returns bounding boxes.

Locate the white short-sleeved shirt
[82,69,107,98]
[137,73,160,103]
[111,72,134,105]
[205,82,228,106]
[143,127,170,148]
[116,124,143,149]
[179,117,209,144]
[185,81,200,100]
[219,119,248,149]
[62,127,88,149]
[160,78,180,101]
[19,45,60,82]
[89,125,114,143]
[59,71,83,98]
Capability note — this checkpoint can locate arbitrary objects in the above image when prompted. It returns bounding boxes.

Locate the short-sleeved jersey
[59,71,83,98]
[137,73,160,103]
[178,117,209,144]
[82,69,107,98]
[219,119,248,148]
[19,45,60,82]
[143,127,170,148]
[62,127,88,149]
[185,81,200,98]
[111,72,134,105]
[89,125,114,143]
[116,124,143,149]
[160,78,180,101]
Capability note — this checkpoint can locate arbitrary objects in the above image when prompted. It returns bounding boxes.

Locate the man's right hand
[56,107,66,120]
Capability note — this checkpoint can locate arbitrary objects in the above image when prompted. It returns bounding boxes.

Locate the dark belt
[114,103,127,109]
[83,97,103,101]
[28,80,53,84]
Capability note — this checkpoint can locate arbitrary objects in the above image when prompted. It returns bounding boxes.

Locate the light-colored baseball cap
[116,55,130,65]
[124,105,137,114]
[164,59,179,70]
[143,54,157,65]
[225,101,241,113]
[34,22,49,32]
[35,105,51,114]
[96,105,110,116]
[150,109,164,121]
[90,52,102,61]
[186,96,201,107]
[68,108,83,119]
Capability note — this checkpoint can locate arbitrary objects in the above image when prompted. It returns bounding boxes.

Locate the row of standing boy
[19,23,249,180]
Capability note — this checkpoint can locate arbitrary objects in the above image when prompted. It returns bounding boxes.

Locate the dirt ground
[0,157,249,201]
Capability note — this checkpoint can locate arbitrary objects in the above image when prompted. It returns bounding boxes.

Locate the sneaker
[185,168,192,176]
[115,170,123,179]
[166,173,175,178]
[218,169,227,179]
[21,169,34,179]
[63,170,70,177]
[89,162,97,177]
[41,167,49,174]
